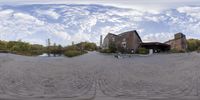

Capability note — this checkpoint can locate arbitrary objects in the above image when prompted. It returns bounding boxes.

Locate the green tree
[0,40,7,50]
[187,39,200,51]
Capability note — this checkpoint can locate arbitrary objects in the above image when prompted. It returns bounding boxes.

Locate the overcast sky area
[0,0,200,46]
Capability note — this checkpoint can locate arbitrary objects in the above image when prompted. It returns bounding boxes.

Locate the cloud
[143,32,173,42]
[1,0,200,11]
[36,9,60,19]
[0,9,14,18]
[0,4,200,46]
[177,6,200,19]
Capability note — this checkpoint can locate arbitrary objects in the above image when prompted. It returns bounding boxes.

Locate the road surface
[0,52,200,100]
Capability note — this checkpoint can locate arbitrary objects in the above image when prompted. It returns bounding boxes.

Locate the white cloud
[177,6,200,19]
[0,4,200,46]
[13,12,44,26]
[36,9,60,19]
[0,9,14,18]
[1,0,200,11]
[142,33,173,42]
[79,16,97,32]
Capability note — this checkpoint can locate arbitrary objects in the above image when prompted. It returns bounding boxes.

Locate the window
[122,42,126,48]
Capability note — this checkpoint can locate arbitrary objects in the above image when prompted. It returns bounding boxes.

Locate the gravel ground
[0,52,200,100]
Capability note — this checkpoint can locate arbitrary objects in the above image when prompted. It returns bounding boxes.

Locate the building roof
[104,30,142,42]
[104,33,118,40]
[118,30,142,42]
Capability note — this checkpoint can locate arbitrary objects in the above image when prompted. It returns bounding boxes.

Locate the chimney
[100,35,103,48]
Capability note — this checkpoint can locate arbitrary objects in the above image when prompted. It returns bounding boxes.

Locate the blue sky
[0,0,200,46]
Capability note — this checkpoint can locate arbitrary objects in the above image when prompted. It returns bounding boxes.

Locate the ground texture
[0,52,200,100]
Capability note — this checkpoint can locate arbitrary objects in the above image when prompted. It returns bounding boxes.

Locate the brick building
[103,31,187,53]
[165,33,187,52]
[102,30,142,53]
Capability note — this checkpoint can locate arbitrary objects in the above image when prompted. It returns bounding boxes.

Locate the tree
[187,39,200,51]
[0,40,7,50]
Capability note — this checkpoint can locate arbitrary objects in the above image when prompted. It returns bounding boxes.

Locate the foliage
[0,40,96,57]
[0,40,45,56]
[187,39,200,52]
[63,42,96,57]
[108,42,117,53]
[48,44,64,55]
[197,47,200,53]
[170,49,185,53]
[100,49,112,53]
[64,45,85,57]
[64,45,77,51]
[0,40,7,50]
[64,50,87,57]
[76,42,97,51]
[29,44,45,55]
[137,47,149,54]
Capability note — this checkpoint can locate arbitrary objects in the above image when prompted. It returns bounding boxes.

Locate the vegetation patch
[64,50,87,57]
[137,47,149,54]
[63,42,96,57]
[187,39,200,52]
[0,40,44,56]
[100,42,117,53]
[170,49,185,53]
[100,49,112,53]
[0,40,97,57]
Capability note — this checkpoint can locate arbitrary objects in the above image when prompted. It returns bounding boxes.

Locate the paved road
[0,52,200,100]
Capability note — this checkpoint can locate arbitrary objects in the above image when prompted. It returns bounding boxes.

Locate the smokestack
[100,35,103,48]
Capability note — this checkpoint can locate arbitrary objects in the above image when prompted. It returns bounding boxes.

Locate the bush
[170,49,185,53]
[64,50,87,57]
[100,49,111,53]
[137,48,149,54]
[197,47,200,53]
[0,41,7,50]
[108,42,117,53]
[187,39,200,52]
[76,42,97,51]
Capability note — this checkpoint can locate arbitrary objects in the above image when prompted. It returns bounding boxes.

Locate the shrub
[108,42,117,53]
[187,39,200,52]
[100,49,111,53]
[137,48,149,54]
[170,49,185,53]
[64,50,87,57]
[197,47,200,53]
[76,42,97,51]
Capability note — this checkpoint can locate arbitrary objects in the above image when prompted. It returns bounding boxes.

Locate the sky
[0,0,200,46]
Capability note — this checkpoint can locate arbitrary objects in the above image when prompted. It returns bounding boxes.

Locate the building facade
[102,30,142,53]
[140,42,170,53]
[103,31,187,53]
[165,33,187,52]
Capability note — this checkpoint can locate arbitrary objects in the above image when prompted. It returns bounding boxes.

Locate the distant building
[102,30,142,53]
[165,33,187,51]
